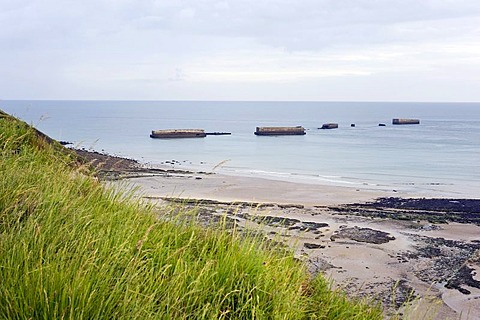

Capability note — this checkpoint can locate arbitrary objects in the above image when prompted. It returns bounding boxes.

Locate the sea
[2,100,480,198]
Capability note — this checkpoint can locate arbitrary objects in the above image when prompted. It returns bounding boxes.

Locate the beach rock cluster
[329,197,480,225]
[445,264,480,295]
[400,234,480,294]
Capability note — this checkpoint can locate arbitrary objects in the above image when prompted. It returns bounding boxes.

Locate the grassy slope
[0,111,382,319]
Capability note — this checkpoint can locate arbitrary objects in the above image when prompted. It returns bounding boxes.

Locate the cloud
[1,0,480,101]
[169,68,187,82]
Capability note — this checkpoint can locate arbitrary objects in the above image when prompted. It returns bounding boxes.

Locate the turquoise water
[3,100,480,197]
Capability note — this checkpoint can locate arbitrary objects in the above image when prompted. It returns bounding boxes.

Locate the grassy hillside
[0,110,382,319]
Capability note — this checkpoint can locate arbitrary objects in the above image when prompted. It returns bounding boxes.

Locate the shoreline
[142,160,480,201]
[74,146,479,201]
[78,148,480,319]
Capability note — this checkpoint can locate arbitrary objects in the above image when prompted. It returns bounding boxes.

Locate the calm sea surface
[3,100,480,197]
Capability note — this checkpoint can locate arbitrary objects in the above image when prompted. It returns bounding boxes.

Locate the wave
[218,167,361,186]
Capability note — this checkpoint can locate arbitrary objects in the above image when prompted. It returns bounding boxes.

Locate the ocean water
[3,100,480,197]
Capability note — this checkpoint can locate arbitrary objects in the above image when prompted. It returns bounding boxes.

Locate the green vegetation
[0,111,382,319]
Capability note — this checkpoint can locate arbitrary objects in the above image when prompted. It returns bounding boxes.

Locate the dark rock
[278,204,305,209]
[331,226,395,244]
[381,280,417,309]
[254,215,300,227]
[304,243,326,249]
[329,197,480,225]
[308,256,335,274]
[402,234,480,288]
[445,265,480,295]
[298,221,329,231]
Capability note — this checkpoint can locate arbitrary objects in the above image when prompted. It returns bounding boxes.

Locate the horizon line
[2,99,480,104]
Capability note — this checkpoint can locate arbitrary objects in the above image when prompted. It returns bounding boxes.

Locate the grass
[0,110,383,319]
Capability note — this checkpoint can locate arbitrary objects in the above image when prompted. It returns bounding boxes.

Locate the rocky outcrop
[329,197,480,225]
[330,226,395,244]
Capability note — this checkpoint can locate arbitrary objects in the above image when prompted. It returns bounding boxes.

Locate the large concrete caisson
[150,129,207,138]
[254,126,306,136]
[392,119,420,125]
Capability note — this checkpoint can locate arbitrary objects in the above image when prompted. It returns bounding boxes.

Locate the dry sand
[108,168,480,320]
[123,169,410,205]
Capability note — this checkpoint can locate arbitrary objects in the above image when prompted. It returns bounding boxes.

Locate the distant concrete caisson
[254,126,306,136]
[319,123,338,129]
[150,129,207,139]
[392,118,420,125]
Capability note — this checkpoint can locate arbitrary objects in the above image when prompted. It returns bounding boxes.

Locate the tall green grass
[0,111,382,319]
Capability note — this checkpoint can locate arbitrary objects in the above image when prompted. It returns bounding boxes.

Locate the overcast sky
[2,0,480,101]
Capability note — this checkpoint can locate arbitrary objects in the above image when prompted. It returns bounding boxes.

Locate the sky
[1,0,480,102]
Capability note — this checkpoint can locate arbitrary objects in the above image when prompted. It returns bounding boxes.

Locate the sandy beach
[126,168,395,206]
[79,150,480,319]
